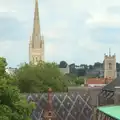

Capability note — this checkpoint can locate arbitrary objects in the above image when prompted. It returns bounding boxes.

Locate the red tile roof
[86,78,112,85]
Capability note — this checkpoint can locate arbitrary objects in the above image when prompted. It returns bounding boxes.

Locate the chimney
[43,88,57,120]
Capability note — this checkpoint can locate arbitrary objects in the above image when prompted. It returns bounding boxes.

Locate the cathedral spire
[29,0,44,64]
[32,0,41,48]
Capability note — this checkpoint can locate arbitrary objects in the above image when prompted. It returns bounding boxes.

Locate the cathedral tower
[29,0,44,64]
[104,49,117,79]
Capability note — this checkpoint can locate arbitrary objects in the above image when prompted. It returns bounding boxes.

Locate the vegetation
[14,61,68,93]
[0,57,35,120]
[1,56,120,119]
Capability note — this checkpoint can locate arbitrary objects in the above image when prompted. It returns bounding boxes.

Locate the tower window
[36,57,38,62]
[109,63,112,69]
[32,57,34,62]
[40,43,42,48]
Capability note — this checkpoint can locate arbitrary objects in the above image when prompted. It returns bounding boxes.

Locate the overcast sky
[0,0,120,67]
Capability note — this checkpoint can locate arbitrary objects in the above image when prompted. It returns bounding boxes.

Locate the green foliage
[0,57,35,120]
[0,78,35,120]
[0,57,7,77]
[15,61,67,93]
[74,77,84,85]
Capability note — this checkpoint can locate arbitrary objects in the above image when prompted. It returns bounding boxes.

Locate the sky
[0,0,120,67]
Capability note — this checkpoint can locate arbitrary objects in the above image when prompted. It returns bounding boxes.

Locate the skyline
[0,0,120,67]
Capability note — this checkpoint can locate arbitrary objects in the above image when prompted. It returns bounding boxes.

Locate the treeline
[59,61,120,77]
[1,57,84,93]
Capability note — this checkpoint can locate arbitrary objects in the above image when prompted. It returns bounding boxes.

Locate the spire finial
[109,48,111,56]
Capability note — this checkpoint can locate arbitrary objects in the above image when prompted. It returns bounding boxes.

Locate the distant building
[86,67,104,78]
[69,63,76,74]
[104,49,117,79]
[59,61,70,74]
[6,67,16,75]
[59,65,69,75]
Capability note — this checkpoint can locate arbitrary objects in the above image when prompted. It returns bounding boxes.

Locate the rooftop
[86,78,105,84]
[86,78,112,85]
[103,77,120,91]
[97,105,120,120]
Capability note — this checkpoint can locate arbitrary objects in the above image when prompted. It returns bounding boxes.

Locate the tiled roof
[103,77,120,91]
[86,78,105,84]
[86,78,112,85]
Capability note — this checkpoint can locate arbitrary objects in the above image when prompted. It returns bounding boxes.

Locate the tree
[0,57,7,77]
[88,65,93,70]
[15,61,67,93]
[116,62,120,72]
[94,62,103,68]
[75,77,84,85]
[59,61,68,68]
[80,64,88,70]
[76,68,86,77]
[0,57,35,120]
[0,77,35,120]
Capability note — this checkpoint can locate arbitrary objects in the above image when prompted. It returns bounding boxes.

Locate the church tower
[29,0,44,64]
[104,49,117,79]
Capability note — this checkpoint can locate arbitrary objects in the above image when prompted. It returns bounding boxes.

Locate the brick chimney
[43,88,57,120]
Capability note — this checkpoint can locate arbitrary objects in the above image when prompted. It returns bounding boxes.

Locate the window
[40,43,42,48]
[109,63,112,69]
[32,57,34,62]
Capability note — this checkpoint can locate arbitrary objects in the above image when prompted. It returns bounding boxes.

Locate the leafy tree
[80,64,88,70]
[116,62,120,72]
[75,77,84,85]
[59,61,68,68]
[0,57,7,77]
[88,65,94,70]
[76,68,86,77]
[15,61,67,93]
[94,62,103,68]
[0,78,35,120]
[0,57,35,120]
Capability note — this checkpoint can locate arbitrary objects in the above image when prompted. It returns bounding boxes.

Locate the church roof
[102,77,120,91]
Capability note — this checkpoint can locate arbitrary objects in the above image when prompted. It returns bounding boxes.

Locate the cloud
[90,26,120,44]
[0,0,120,67]
[0,15,27,41]
[107,6,120,15]
[0,40,28,67]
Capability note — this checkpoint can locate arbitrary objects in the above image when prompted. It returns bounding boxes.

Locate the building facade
[104,50,117,79]
[29,0,44,64]
[5,67,16,75]
[59,66,70,75]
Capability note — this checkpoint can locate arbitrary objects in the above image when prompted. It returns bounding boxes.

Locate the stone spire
[32,0,41,48]
[29,0,44,64]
